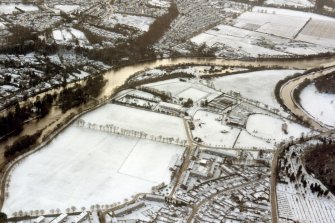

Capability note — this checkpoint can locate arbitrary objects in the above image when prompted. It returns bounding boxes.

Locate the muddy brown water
[1,57,335,158]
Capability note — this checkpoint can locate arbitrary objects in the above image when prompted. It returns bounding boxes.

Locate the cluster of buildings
[156,0,251,53]
[113,0,169,18]
[5,12,62,32]
[0,53,110,110]
[7,211,96,223]
[276,140,335,222]
[106,144,272,223]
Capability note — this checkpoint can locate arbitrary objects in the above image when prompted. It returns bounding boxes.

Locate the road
[280,65,335,132]
[271,65,335,221]
[1,57,334,220]
[170,118,196,196]
[270,144,285,223]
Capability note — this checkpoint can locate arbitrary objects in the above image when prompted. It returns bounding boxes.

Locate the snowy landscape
[0,0,335,222]
[3,125,184,214]
[300,83,335,127]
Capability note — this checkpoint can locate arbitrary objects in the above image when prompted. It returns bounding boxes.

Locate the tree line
[0,94,54,141]
[314,71,335,94]
[58,74,106,113]
[4,131,42,159]
[0,75,105,142]
[303,142,335,194]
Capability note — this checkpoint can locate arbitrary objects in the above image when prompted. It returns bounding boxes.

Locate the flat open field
[300,84,335,127]
[265,0,314,8]
[234,11,308,38]
[191,25,289,57]
[212,69,303,109]
[81,103,187,140]
[246,113,311,142]
[297,19,335,48]
[143,78,221,102]
[2,126,184,214]
[191,7,335,57]
[192,110,241,148]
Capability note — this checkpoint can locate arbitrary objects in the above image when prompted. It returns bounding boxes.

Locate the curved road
[0,56,335,217]
[280,65,335,132]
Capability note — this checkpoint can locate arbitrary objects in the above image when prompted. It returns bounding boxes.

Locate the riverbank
[276,65,335,132]
[2,56,335,159]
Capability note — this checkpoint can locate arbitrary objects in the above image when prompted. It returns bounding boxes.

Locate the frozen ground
[52,28,89,45]
[192,110,241,148]
[235,11,308,39]
[265,0,314,8]
[143,78,221,103]
[234,130,275,150]
[300,84,335,127]
[191,25,289,57]
[2,126,184,215]
[212,70,304,109]
[54,5,80,13]
[192,7,335,57]
[296,19,335,48]
[69,28,87,40]
[52,29,72,43]
[112,14,155,32]
[148,0,170,8]
[246,114,311,142]
[253,6,335,21]
[0,3,39,14]
[81,104,187,140]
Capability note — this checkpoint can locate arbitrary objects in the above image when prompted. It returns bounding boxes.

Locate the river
[1,56,335,158]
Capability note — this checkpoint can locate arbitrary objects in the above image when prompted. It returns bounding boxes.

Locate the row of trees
[77,120,188,146]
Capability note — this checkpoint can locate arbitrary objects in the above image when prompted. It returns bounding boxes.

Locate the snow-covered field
[234,11,309,39]
[253,6,335,21]
[2,127,184,214]
[265,0,314,8]
[191,25,289,57]
[144,78,221,103]
[192,7,335,57]
[54,5,80,13]
[178,88,209,102]
[191,24,332,57]
[81,104,187,140]
[192,110,241,147]
[300,84,335,127]
[234,130,275,150]
[0,3,39,14]
[148,0,170,8]
[53,29,71,42]
[212,70,304,109]
[52,28,89,45]
[112,14,155,32]
[246,114,311,142]
[296,19,335,48]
